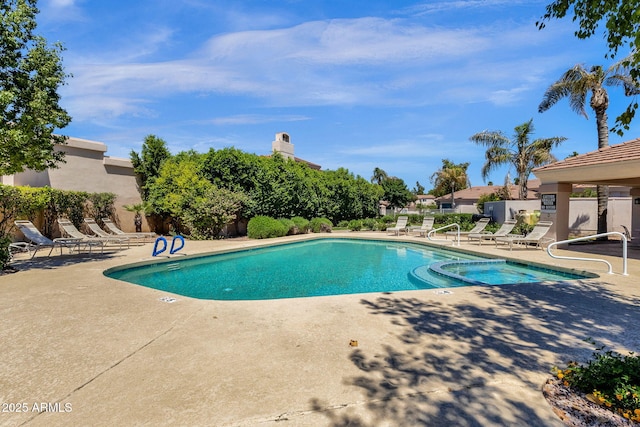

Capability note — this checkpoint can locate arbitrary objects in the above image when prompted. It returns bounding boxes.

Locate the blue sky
[37,0,639,192]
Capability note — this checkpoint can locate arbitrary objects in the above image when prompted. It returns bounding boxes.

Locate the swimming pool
[105,238,591,300]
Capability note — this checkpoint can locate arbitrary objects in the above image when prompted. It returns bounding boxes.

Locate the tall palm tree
[538,59,640,235]
[430,164,470,209]
[370,167,388,185]
[470,119,565,200]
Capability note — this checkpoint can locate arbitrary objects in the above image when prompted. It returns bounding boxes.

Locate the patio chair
[387,216,408,236]
[494,221,554,250]
[101,218,156,241]
[14,220,84,258]
[84,218,131,247]
[411,216,435,237]
[56,218,122,253]
[468,219,516,245]
[445,217,490,240]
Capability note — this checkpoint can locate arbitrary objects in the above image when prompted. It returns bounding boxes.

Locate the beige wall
[3,137,147,233]
[484,197,633,239]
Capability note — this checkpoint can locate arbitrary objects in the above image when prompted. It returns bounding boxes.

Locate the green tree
[538,61,638,235]
[0,0,71,175]
[130,135,171,199]
[145,151,210,233]
[381,176,413,211]
[429,160,470,207]
[470,120,565,200]
[536,1,640,134]
[200,147,263,194]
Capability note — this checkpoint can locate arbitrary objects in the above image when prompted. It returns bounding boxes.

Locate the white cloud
[61,14,577,122]
[208,114,310,126]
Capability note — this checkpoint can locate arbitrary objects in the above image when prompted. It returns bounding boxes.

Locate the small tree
[130,135,171,200]
[430,160,471,208]
[182,188,247,239]
[380,176,414,211]
[0,0,71,175]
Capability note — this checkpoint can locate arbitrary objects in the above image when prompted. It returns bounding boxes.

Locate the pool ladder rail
[427,223,460,246]
[547,231,628,276]
[152,235,186,257]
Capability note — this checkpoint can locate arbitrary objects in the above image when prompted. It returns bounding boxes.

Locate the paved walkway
[1,231,639,426]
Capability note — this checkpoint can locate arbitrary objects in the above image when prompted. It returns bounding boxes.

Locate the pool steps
[411,259,507,287]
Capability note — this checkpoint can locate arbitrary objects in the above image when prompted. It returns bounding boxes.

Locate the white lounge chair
[468,220,516,245]
[446,217,490,240]
[57,218,124,252]
[495,221,554,250]
[101,218,155,241]
[84,218,132,247]
[14,220,84,258]
[411,216,435,237]
[387,216,408,236]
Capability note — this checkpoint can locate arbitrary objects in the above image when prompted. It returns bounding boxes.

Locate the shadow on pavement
[313,279,640,426]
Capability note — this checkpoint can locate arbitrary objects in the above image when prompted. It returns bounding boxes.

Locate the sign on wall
[541,193,557,213]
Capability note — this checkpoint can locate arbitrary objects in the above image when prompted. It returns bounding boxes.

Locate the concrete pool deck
[1,231,639,426]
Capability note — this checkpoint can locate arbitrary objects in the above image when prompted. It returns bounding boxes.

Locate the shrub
[362,218,378,231]
[0,236,11,270]
[310,217,332,233]
[553,340,640,421]
[337,220,350,228]
[247,216,288,239]
[182,187,247,239]
[278,218,297,235]
[291,216,310,234]
[380,214,395,223]
[348,219,363,231]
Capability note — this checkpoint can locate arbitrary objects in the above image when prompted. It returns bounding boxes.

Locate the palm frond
[469,130,509,147]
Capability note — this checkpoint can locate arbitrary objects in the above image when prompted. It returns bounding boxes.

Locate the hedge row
[247,216,332,239]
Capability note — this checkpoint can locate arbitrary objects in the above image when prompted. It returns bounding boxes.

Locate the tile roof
[534,138,640,172]
[434,180,540,202]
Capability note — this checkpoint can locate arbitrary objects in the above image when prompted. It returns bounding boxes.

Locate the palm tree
[538,59,640,235]
[370,167,388,185]
[470,119,565,200]
[430,164,470,209]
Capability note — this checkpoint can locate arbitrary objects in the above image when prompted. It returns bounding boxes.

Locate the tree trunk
[592,88,609,238]
[518,172,528,200]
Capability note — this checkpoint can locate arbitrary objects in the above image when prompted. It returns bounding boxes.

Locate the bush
[291,216,310,234]
[310,217,332,233]
[348,219,363,231]
[247,216,288,239]
[362,218,378,231]
[553,340,640,421]
[278,218,297,235]
[0,236,11,270]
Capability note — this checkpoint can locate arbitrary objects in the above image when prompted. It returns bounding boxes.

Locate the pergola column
[538,182,572,245]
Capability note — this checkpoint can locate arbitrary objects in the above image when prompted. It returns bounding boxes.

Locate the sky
[35,0,640,192]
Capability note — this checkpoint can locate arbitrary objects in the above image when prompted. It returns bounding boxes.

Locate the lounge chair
[445,217,490,240]
[387,216,408,236]
[411,216,435,237]
[101,218,155,241]
[84,218,133,247]
[468,219,516,245]
[494,221,554,250]
[14,220,84,258]
[56,218,123,253]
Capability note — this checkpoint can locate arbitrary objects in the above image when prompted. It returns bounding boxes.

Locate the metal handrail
[546,232,628,276]
[428,223,460,246]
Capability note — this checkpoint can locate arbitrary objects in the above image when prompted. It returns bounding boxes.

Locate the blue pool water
[105,238,590,300]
